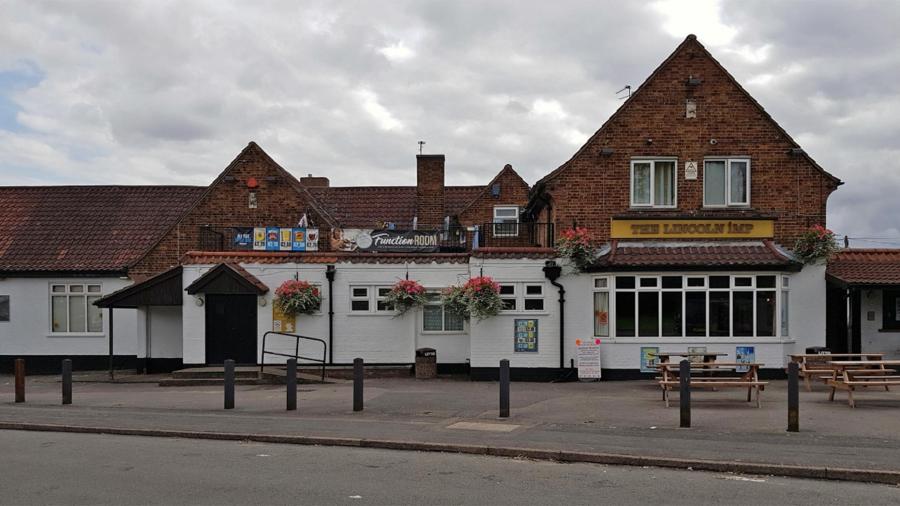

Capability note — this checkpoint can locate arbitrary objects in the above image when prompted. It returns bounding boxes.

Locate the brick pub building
[4,35,884,377]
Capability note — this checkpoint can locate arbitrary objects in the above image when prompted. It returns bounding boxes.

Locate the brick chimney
[416,154,445,229]
[299,174,330,187]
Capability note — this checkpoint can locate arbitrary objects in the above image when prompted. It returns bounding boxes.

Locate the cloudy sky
[1,0,899,244]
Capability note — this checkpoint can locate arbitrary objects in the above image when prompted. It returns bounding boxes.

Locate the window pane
[352,287,368,298]
[686,277,705,288]
[662,276,682,289]
[494,207,518,218]
[616,276,635,289]
[594,278,608,289]
[87,285,102,293]
[757,275,776,289]
[638,292,659,337]
[654,161,675,206]
[52,296,67,332]
[87,297,102,332]
[685,292,706,337]
[709,276,730,289]
[499,285,515,295]
[51,285,66,293]
[524,299,544,311]
[423,305,442,331]
[377,287,391,297]
[730,161,748,204]
[704,161,726,206]
[734,277,753,287]
[780,290,790,336]
[661,292,682,336]
[376,300,392,311]
[525,285,543,295]
[639,277,658,288]
[69,285,84,293]
[0,295,9,322]
[733,291,754,337]
[709,292,730,337]
[757,291,776,337]
[351,300,369,311]
[593,292,609,337]
[501,298,516,311]
[444,310,464,332]
[632,162,651,205]
[615,291,635,337]
[68,295,86,333]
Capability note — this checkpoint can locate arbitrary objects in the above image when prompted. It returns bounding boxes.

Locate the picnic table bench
[652,351,727,364]
[788,353,885,391]
[826,360,900,408]
[658,362,768,408]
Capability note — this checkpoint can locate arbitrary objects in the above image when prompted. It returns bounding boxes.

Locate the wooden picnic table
[825,360,900,408]
[652,351,728,364]
[657,362,767,408]
[787,353,885,391]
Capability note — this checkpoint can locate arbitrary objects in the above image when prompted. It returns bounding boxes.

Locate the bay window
[704,158,750,207]
[612,274,785,338]
[631,159,676,208]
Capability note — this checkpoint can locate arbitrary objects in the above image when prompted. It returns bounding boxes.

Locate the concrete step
[171,367,260,380]
[158,377,270,387]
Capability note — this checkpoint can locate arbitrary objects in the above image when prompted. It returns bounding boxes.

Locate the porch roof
[587,240,801,272]
[93,266,183,309]
[827,249,900,288]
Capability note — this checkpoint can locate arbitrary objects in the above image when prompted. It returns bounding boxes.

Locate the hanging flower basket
[556,227,594,270]
[384,279,428,315]
[274,280,322,316]
[443,276,504,321]
[793,224,838,263]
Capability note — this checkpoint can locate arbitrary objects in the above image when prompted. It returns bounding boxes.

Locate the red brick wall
[457,165,531,226]
[130,144,325,278]
[542,37,840,247]
[416,155,445,228]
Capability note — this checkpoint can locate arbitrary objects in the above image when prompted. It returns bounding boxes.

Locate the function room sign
[611,219,774,239]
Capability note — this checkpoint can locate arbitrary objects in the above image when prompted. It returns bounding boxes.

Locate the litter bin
[415,348,437,379]
[805,346,830,354]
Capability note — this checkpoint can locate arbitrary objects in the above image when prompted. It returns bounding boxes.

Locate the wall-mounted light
[258,296,267,307]
[645,138,653,145]
[709,138,718,145]
[194,295,205,307]
[599,148,615,156]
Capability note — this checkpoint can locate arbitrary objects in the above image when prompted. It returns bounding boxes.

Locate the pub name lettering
[629,222,755,236]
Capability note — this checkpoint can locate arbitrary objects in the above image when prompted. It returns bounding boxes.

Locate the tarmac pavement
[2,374,900,483]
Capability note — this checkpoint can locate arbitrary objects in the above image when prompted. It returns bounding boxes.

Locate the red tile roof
[827,249,900,286]
[0,186,205,273]
[183,250,470,265]
[473,247,557,259]
[592,241,798,270]
[306,186,484,228]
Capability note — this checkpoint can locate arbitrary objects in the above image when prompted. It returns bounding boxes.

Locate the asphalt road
[1,430,898,506]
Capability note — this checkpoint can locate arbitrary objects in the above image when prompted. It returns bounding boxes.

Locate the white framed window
[498,282,546,312]
[592,277,610,337]
[524,284,544,311]
[422,292,465,332]
[493,206,520,237]
[350,285,394,313]
[50,284,103,333]
[781,275,790,337]
[612,274,782,338]
[350,286,370,312]
[0,295,9,322]
[631,159,677,208]
[704,158,750,207]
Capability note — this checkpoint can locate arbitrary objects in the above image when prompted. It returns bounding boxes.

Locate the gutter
[325,264,336,364]
[542,261,566,370]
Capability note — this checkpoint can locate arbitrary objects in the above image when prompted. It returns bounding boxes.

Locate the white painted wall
[859,289,900,359]
[0,276,137,356]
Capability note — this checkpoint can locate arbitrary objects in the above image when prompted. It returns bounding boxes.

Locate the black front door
[205,294,258,364]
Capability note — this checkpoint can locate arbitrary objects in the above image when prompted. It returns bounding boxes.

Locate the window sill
[878,328,900,333]
[47,333,106,338]
[346,312,399,317]
[420,331,468,335]
[499,311,550,316]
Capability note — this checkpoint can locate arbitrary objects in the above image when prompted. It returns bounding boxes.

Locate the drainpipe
[326,264,336,364]
[542,261,565,369]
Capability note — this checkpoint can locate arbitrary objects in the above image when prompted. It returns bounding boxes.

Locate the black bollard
[499,359,510,418]
[788,361,799,432]
[62,359,72,405]
[224,359,235,410]
[286,358,297,411]
[353,358,364,412]
[679,359,690,428]
[14,358,25,403]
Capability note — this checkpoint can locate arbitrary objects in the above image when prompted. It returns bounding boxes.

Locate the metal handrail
[260,331,327,382]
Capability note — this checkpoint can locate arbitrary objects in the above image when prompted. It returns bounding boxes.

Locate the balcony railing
[478,222,555,249]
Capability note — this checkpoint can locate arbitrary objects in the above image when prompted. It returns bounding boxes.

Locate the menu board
[736,346,755,373]
[272,303,295,333]
[514,319,538,353]
[576,338,602,380]
[640,346,660,373]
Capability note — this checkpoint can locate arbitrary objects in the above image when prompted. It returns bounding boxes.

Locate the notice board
[514,319,538,353]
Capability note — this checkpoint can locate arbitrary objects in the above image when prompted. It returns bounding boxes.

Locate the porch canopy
[92,266,184,379]
[585,240,801,271]
[826,249,900,288]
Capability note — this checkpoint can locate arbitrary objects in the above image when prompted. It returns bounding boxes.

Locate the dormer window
[631,159,676,208]
[704,158,750,207]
